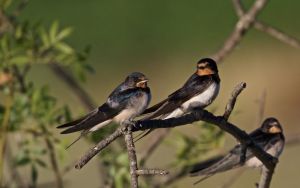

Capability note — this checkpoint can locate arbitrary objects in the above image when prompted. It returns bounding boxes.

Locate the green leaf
[10,56,30,65]
[50,21,59,43]
[55,42,74,54]
[35,158,47,168]
[0,0,12,9]
[39,27,50,48]
[31,164,38,186]
[15,156,31,166]
[15,25,23,39]
[57,27,73,41]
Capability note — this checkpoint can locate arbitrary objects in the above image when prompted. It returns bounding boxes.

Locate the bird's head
[196,58,218,76]
[125,72,149,88]
[261,117,283,134]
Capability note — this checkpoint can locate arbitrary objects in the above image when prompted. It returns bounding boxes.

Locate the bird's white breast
[114,91,150,123]
[181,82,220,111]
[163,83,219,119]
[246,140,284,168]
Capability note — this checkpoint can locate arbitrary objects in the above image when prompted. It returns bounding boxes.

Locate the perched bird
[189,117,285,184]
[135,58,220,141]
[57,72,151,149]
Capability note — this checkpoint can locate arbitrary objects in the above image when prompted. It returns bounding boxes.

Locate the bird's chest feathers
[182,83,219,110]
[246,141,284,168]
[113,92,150,122]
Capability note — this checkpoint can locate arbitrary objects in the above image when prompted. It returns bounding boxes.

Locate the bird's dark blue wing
[58,88,143,134]
[143,74,218,119]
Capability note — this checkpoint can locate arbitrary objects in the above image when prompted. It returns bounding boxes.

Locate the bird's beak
[136,79,148,88]
[269,126,282,134]
[138,79,148,84]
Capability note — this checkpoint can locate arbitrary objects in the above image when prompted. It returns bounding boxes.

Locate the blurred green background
[17,0,300,187]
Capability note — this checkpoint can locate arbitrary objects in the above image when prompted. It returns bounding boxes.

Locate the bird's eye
[198,66,205,69]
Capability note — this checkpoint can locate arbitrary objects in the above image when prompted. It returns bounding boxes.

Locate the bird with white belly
[135,58,220,141]
[57,72,151,149]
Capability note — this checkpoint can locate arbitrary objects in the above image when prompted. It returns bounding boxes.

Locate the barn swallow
[189,118,285,184]
[57,72,151,149]
[135,58,220,141]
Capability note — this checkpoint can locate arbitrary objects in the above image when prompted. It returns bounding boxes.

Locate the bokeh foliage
[0,1,224,187]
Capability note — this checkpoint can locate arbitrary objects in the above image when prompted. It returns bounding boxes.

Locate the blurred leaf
[0,0,12,9]
[57,27,73,41]
[15,156,31,166]
[31,164,38,186]
[10,56,30,65]
[39,27,50,48]
[49,21,59,44]
[55,42,74,54]
[35,158,47,168]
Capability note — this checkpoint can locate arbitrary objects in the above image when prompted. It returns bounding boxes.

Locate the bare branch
[124,127,139,188]
[233,0,300,49]
[223,82,246,120]
[134,110,277,170]
[131,85,277,172]
[44,136,63,188]
[75,128,123,169]
[220,89,267,188]
[136,169,168,176]
[212,0,268,62]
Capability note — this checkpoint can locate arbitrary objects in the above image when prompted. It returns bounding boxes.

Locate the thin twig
[5,142,27,188]
[12,65,29,93]
[220,89,267,188]
[44,136,63,188]
[233,0,300,49]
[0,88,13,186]
[124,127,138,188]
[75,128,123,169]
[212,0,269,62]
[153,167,189,188]
[133,111,278,170]
[223,82,247,120]
[136,169,168,176]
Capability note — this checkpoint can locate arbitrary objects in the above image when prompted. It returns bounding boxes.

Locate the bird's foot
[121,120,137,131]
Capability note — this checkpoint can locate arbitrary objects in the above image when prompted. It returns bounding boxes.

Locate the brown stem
[44,135,63,188]
[233,0,300,49]
[124,128,138,188]
[75,128,123,169]
[223,82,247,120]
[136,169,168,176]
[0,89,13,186]
[212,0,269,62]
